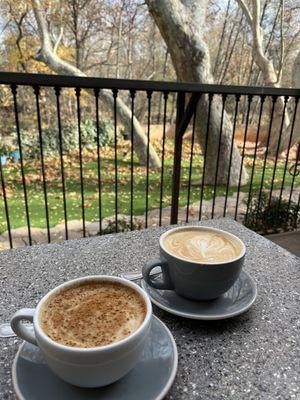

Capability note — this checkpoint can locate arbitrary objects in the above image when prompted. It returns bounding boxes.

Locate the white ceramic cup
[10,275,152,388]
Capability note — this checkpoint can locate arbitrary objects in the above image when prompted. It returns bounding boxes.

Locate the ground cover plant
[244,193,300,234]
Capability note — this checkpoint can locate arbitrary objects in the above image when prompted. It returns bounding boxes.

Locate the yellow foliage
[4,34,51,74]
[57,46,75,65]
[0,86,12,108]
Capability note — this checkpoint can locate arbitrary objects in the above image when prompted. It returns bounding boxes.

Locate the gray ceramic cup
[142,226,246,301]
[10,275,152,388]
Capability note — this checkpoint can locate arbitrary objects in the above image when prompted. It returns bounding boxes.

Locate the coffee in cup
[40,280,146,348]
[163,228,243,263]
[10,276,152,388]
[142,226,246,301]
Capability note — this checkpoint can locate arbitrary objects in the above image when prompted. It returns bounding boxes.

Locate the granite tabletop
[0,218,299,400]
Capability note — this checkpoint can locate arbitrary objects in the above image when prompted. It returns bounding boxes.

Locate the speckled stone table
[0,218,299,400]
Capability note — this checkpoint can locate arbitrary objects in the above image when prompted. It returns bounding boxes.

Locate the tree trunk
[196,96,245,186]
[31,0,160,168]
[146,0,248,185]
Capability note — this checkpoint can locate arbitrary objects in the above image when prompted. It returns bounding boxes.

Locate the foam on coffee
[163,228,242,263]
[40,281,146,348]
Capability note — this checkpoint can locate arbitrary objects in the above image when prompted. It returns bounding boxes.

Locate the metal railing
[0,72,299,249]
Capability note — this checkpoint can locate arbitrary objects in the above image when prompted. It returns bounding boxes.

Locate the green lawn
[0,140,298,233]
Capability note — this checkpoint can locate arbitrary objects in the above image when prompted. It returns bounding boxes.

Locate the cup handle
[10,308,37,346]
[142,258,174,290]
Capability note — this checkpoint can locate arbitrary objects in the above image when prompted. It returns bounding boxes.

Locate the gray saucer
[12,316,178,400]
[141,270,257,320]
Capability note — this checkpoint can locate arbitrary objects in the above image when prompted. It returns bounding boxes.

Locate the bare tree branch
[13,9,28,72]
[53,26,64,54]
[236,0,253,26]
[213,0,231,77]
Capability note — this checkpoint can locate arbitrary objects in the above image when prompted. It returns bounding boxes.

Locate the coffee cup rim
[159,226,246,264]
[34,275,152,353]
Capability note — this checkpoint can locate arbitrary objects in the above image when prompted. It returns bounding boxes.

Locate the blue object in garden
[11,149,20,162]
[0,156,7,166]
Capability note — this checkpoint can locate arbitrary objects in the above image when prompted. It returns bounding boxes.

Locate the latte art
[163,229,242,263]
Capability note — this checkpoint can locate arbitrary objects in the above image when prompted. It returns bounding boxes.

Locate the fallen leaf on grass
[86,194,98,200]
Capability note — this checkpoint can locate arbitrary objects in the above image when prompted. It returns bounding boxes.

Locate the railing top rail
[0,72,299,96]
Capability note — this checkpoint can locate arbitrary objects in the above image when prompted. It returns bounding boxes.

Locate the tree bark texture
[31,0,160,168]
[146,0,248,185]
[237,0,293,154]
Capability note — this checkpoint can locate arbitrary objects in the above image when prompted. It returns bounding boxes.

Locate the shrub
[12,130,39,159]
[0,140,11,156]
[101,216,144,235]
[81,118,114,148]
[12,118,114,158]
[244,192,300,234]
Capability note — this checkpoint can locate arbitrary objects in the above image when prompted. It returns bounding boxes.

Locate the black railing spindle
[145,90,152,228]
[11,84,32,245]
[130,90,135,230]
[244,95,266,224]
[34,85,51,243]
[234,94,253,220]
[170,92,185,224]
[0,157,12,248]
[297,192,300,213]
[267,96,289,207]
[55,87,68,240]
[212,94,227,219]
[256,96,277,222]
[224,94,240,217]
[287,142,300,211]
[113,89,118,233]
[75,87,86,237]
[94,88,102,235]
[186,111,197,222]
[159,92,168,226]
[199,93,213,221]
[278,97,299,211]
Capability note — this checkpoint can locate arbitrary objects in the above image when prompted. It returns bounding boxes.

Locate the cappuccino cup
[142,226,245,301]
[10,276,152,387]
